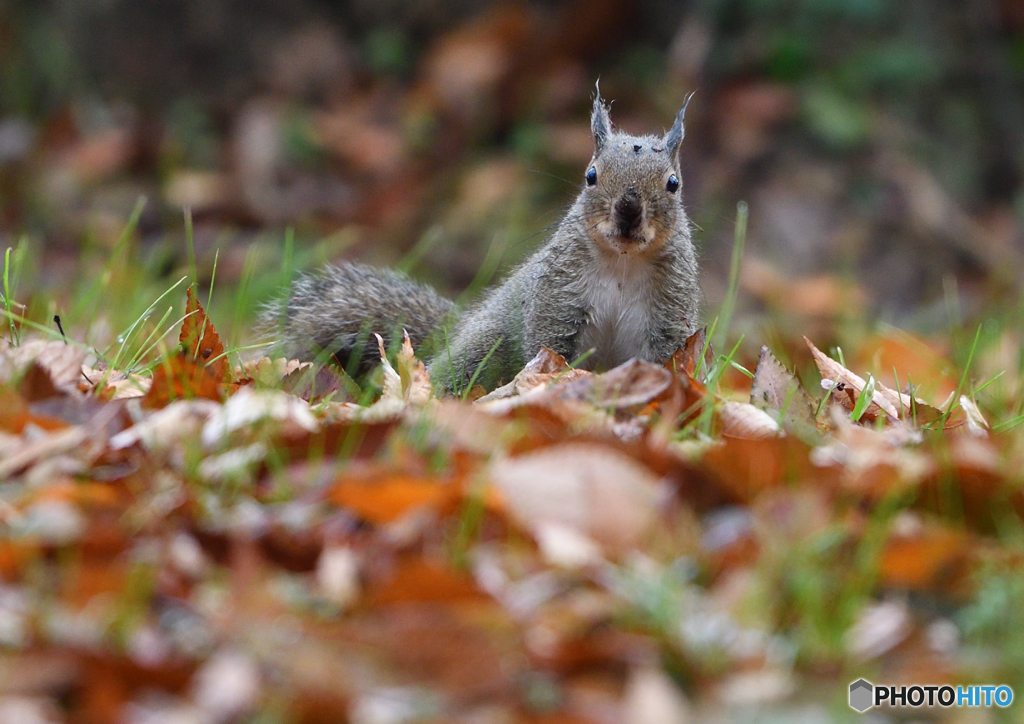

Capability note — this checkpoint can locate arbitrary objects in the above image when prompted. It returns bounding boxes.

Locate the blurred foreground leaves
[2,289,1023,723]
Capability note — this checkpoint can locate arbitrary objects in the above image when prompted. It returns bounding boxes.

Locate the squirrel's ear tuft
[591,83,611,154]
[664,91,695,160]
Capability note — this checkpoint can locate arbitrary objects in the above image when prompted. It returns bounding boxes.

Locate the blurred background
[2,0,1024,343]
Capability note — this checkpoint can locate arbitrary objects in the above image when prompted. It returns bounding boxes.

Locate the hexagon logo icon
[849,679,874,712]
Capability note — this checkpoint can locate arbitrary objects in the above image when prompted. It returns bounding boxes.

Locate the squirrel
[270,87,702,392]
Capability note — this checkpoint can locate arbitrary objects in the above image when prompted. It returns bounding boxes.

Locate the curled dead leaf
[479,346,589,401]
[718,401,781,439]
[805,337,897,421]
[557,359,672,411]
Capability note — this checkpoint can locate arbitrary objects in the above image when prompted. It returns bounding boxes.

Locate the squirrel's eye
[585,167,597,186]
[666,174,680,193]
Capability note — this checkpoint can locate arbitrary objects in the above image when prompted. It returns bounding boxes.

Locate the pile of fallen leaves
[1,288,1022,724]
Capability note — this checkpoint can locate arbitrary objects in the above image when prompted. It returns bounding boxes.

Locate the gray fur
[271,263,455,372]
[664,91,694,159]
[591,86,612,155]
[270,92,701,392]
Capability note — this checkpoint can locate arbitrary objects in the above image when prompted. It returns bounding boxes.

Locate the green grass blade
[713,200,747,350]
[850,374,875,422]
[938,323,982,428]
[462,336,503,400]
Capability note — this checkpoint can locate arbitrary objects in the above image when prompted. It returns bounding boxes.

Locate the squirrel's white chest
[577,259,656,369]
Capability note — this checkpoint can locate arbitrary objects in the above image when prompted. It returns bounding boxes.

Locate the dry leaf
[749,346,817,435]
[879,517,974,591]
[181,285,228,382]
[280,363,350,403]
[718,401,782,439]
[110,399,218,451]
[200,387,318,447]
[489,443,665,554]
[366,556,484,604]
[240,357,307,386]
[479,346,589,401]
[396,331,433,405]
[623,666,693,724]
[142,354,223,408]
[805,336,898,421]
[958,395,989,437]
[666,327,714,382]
[845,600,913,661]
[557,359,672,410]
[141,288,230,408]
[329,472,461,524]
[0,340,86,390]
[80,365,150,399]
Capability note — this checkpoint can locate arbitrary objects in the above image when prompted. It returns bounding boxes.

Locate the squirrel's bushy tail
[264,262,455,373]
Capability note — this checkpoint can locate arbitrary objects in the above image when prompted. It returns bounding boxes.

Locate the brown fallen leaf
[749,346,817,436]
[395,331,433,405]
[280,363,351,403]
[853,329,957,403]
[845,599,913,661]
[366,555,486,604]
[666,327,714,382]
[874,381,944,427]
[805,337,953,428]
[0,426,89,479]
[181,285,228,382]
[878,517,974,592]
[19,362,63,402]
[0,339,86,390]
[0,539,41,581]
[479,346,590,401]
[957,395,989,437]
[557,359,672,411]
[805,336,897,421]
[0,388,30,433]
[240,357,307,386]
[79,364,151,399]
[329,471,463,525]
[489,443,665,554]
[700,436,818,502]
[718,400,782,439]
[142,287,231,408]
[142,354,224,408]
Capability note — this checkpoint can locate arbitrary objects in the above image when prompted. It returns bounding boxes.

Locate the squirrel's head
[580,87,693,257]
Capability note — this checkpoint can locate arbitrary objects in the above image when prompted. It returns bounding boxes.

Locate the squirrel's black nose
[614,191,643,236]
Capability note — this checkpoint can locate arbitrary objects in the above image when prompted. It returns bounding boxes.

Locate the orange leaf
[181,285,227,382]
[142,354,224,408]
[329,473,462,524]
[366,556,484,604]
[666,327,714,381]
[879,524,973,591]
[29,479,122,508]
[701,436,817,502]
[0,389,30,433]
[0,540,40,581]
